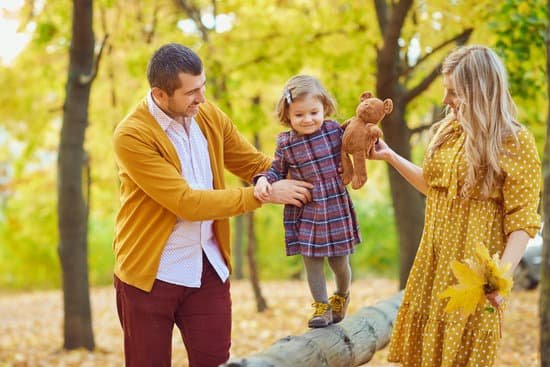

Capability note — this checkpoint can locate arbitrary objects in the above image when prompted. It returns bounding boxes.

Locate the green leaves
[0,0,547,289]
[488,0,547,113]
[34,21,57,45]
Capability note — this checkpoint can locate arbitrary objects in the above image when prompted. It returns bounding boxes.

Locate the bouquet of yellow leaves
[438,243,513,317]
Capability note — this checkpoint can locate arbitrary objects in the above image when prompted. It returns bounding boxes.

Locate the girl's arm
[254,176,272,201]
[370,139,428,195]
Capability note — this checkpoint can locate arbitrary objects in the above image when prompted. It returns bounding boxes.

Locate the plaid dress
[264,120,361,257]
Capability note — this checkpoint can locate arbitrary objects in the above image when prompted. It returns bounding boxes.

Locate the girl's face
[442,74,460,117]
[288,94,324,135]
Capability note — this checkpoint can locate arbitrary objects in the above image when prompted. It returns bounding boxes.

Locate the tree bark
[233,212,245,280]
[57,0,95,350]
[540,1,550,365]
[221,292,403,367]
[246,209,268,312]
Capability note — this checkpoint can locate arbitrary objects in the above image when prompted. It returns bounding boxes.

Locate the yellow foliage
[438,244,513,316]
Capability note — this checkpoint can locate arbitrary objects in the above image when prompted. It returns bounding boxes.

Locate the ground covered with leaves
[0,278,540,366]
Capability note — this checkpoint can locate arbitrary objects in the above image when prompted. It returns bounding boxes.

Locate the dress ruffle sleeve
[500,129,541,237]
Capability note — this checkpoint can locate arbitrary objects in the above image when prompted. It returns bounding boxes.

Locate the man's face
[153,71,206,119]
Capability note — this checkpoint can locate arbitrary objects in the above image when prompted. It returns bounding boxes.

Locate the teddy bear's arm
[340,119,352,131]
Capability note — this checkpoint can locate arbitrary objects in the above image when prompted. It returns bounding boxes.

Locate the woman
[370,45,541,366]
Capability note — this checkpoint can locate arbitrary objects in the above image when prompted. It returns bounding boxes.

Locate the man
[112,43,312,367]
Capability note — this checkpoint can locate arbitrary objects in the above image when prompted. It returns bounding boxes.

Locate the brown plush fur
[341,91,393,189]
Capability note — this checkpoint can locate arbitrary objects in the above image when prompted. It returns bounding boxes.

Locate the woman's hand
[486,291,505,309]
[369,139,394,162]
[368,139,428,195]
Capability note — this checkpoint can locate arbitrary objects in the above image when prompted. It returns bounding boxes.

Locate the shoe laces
[311,302,330,317]
[329,294,346,313]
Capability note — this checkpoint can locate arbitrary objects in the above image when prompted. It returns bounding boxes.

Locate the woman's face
[442,74,459,117]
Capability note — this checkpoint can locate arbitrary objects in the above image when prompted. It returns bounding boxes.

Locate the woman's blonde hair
[427,45,520,198]
[276,75,337,127]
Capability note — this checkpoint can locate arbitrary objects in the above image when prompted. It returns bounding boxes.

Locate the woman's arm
[370,139,428,195]
[486,230,531,308]
[500,230,531,272]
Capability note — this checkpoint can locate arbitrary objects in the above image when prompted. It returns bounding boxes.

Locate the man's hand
[266,179,313,207]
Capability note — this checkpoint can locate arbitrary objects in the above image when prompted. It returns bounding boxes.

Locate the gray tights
[302,255,351,303]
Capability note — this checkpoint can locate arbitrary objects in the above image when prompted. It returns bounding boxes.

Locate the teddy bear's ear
[383,99,393,114]
[360,91,373,101]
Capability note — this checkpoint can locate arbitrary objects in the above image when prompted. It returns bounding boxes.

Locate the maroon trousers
[114,258,231,367]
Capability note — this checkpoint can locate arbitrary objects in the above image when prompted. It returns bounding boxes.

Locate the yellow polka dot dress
[387,121,541,367]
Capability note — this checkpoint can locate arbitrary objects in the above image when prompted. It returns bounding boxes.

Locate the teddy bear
[341,91,393,189]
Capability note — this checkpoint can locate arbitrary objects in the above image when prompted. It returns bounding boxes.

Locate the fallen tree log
[221,291,403,367]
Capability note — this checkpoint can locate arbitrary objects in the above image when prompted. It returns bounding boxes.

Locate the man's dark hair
[146,43,203,95]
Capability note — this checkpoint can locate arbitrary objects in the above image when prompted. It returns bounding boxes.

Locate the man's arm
[213,106,313,206]
[114,129,262,221]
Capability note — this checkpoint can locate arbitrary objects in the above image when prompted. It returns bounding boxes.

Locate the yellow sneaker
[308,302,333,328]
[329,292,349,323]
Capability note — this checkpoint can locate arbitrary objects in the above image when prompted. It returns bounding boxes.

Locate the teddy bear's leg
[341,150,353,185]
[351,150,367,189]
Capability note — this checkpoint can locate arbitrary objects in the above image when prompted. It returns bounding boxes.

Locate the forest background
[0,0,546,291]
[2,0,550,364]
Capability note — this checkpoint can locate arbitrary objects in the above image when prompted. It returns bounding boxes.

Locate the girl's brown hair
[275,75,337,127]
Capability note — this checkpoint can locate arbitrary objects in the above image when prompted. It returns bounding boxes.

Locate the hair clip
[284,88,293,104]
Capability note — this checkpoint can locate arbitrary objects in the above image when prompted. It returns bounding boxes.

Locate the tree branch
[226,25,371,74]
[173,0,210,42]
[382,0,414,56]
[402,26,473,104]
[410,123,433,135]
[78,35,109,85]
[377,0,414,90]
[402,62,441,104]
[401,28,473,78]
[144,0,160,44]
[374,0,388,36]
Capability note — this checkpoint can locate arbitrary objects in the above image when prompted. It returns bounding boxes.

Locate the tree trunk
[221,292,403,367]
[378,98,425,288]
[540,1,550,365]
[57,0,95,350]
[374,0,472,288]
[245,133,268,312]
[233,213,245,279]
[246,209,268,312]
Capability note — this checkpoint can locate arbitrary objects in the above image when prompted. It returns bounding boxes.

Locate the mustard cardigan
[113,98,272,291]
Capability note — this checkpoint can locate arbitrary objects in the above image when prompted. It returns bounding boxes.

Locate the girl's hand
[369,139,394,162]
[254,177,272,202]
[486,291,505,309]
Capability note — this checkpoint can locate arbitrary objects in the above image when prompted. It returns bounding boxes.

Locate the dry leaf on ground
[0,278,540,366]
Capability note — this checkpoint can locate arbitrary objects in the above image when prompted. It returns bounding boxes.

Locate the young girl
[254,75,361,328]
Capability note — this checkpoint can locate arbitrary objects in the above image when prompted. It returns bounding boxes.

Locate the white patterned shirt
[147,92,229,287]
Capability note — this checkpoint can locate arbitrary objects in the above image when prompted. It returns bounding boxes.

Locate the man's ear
[360,91,373,101]
[151,87,167,104]
[383,99,393,114]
